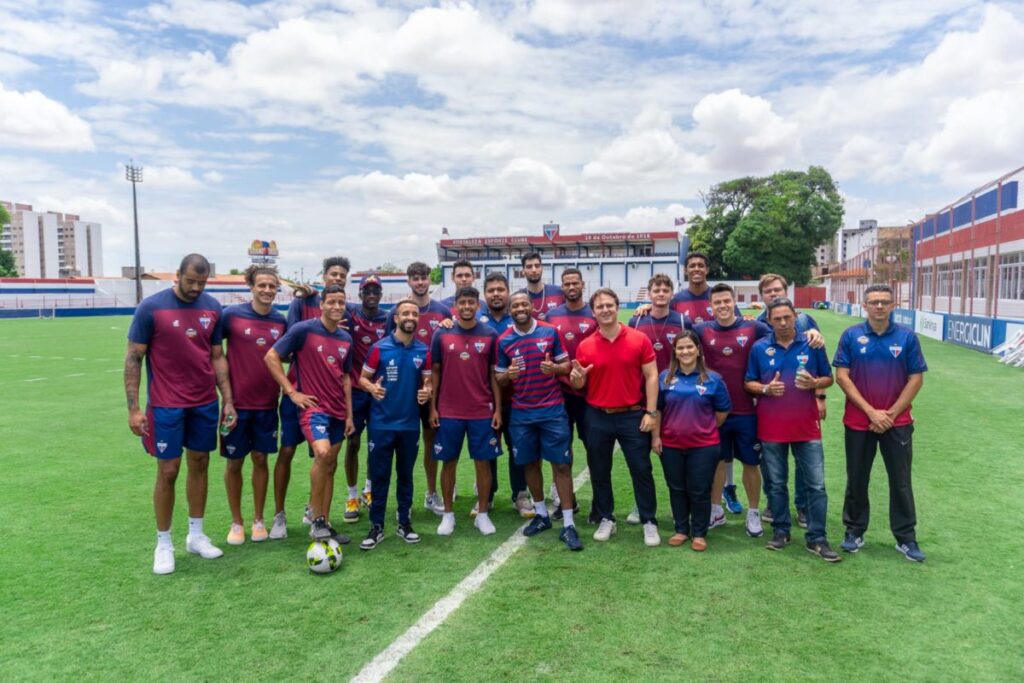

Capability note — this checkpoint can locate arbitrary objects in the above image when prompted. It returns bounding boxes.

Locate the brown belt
[596,404,643,414]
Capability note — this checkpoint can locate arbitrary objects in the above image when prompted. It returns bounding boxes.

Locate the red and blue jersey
[832,321,927,430]
[272,319,353,419]
[387,299,451,347]
[286,292,321,327]
[694,318,772,416]
[670,287,740,325]
[746,333,832,442]
[431,323,498,420]
[496,321,568,420]
[628,310,687,372]
[546,303,597,396]
[222,302,286,410]
[363,334,432,432]
[518,284,565,320]
[347,303,389,385]
[657,369,732,449]
[128,288,224,408]
[757,308,819,333]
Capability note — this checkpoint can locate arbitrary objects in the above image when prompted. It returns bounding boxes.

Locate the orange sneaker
[226,523,245,546]
[691,537,707,552]
[343,497,361,523]
[250,520,268,542]
[668,533,689,547]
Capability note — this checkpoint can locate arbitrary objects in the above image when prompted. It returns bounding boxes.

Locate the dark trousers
[660,445,719,537]
[585,406,656,524]
[843,425,917,543]
[488,403,526,503]
[368,429,419,527]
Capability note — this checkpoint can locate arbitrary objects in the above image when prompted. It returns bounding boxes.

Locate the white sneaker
[302,504,313,525]
[186,533,224,559]
[153,545,175,575]
[424,492,445,516]
[549,483,561,510]
[474,513,496,536]
[709,508,726,529]
[437,513,456,536]
[642,522,661,547]
[269,512,288,540]
[626,506,641,525]
[593,518,617,542]
[745,509,764,537]
[515,491,536,519]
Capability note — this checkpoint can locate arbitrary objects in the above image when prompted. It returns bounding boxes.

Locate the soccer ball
[306,538,343,574]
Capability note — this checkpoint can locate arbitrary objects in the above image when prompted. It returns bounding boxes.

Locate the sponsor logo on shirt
[256,337,267,346]
[361,336,371,344]
[459,352,471,360]
[327,356,336,364]
[480,315,490,323]
[765,347,776,356]
[186,328,197,339]
[565,332,575,341]
[419,329,427,336]
[857,335,869,344]
[722,346,733,356]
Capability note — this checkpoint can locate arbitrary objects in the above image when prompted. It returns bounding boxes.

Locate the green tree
[229,268,242,275]
[689,166,843,285]
[430,264,441,285]
[372,262,404,274]
[0,204,17,277]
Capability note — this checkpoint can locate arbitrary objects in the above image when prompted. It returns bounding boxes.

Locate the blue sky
[2,0,1023,277]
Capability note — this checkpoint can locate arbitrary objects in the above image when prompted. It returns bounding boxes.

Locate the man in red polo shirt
[570,288,661,546]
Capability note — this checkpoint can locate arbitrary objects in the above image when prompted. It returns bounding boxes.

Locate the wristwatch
[644,410,660,417]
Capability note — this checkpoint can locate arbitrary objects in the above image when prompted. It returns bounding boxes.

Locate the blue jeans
[760,440,828,543]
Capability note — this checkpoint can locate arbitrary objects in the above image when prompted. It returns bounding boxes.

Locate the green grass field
[1,310,1021,681]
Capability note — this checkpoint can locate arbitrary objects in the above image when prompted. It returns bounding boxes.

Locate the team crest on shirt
[537,341,548,352]
[316,425,326,434]
[226,445,236,455]
[459,352,471,361]
[722,346,733,356]
[367,440,375,453]
[434,443,443,454]
[429,319,440,329]
[889,344,903,358]
[185,328,197,338]
[271,328,280,339]
[736,335,749,347]
[474,342,485,353]
[199,315,212,329]
[413,357,423,368]
[256,337,267,346]
[667,333,677,343]
[857,335,869,345]
[547,301,557,309]
[797,354,809,365]
[480,315,489,323]
[157,441,168,453]
[579,323,590,332]
[765,347,776,357]
[706,306,713,316]
[696,384,708,396]
[338,347,348,358]
[376,328,385,338]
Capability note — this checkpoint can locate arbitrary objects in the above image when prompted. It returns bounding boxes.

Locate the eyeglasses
[865,300,893,307]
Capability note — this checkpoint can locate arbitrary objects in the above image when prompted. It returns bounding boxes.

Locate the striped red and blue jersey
[657,369,732,449]
[272,319,353,419]
[517,284,565,320]
[832,321,927,430]
[745,332,832,442]
[628,310,687,372]
[128,288,224,408]
[496,321,568,420]
[363,334,432,432]
[694,318,772,415]
[222,302,286,410]
[431,323,498,420]
[347,303,389,385]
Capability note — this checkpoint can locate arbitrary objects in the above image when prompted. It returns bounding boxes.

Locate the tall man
[389,261,453,515]
[744,298,840,562]
[628,273,687,372]
[342,275,390,524]
[497,292,582,551]
[694,283,772,537]
[265,284,354,543]
[833,284,928,562]
[545,267,598,518]
[271,255,349,538]
[440,259,476,313]
[519,251,565,320]
[570,288,661,547]
[671,252,716,324]
[430,286,503,536]
[125,253,233,575]
[220,265,287,545]
[358,299,433,550]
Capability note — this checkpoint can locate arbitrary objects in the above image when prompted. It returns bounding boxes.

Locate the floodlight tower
[125,161,144,305]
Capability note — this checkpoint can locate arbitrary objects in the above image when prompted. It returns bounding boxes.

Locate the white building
[0,202,104,277]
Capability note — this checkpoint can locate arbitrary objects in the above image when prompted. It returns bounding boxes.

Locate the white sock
[477,511,490,523]
[156,530,172,548]
[348,485,359,499]
[443,512,455,522]
[188,517,203,536]
[534,500,549,518]
[750,507,760,514]
[562,509,574,528]
[364,479,372,493]
[712,504,723,517]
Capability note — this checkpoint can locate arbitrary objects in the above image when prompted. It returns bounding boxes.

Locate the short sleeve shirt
[222,302,287,410]
[574,324,657,409]
[363,335,432,432]
[272,319,353,419]
[628,310,687,372]
[496,320,568,420]
[431,323,498,420]
[657,369,732,449]
[745,333,832,442]
[693,318,772,416]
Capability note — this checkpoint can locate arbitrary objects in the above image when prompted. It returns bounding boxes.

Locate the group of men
[126,250,927,574]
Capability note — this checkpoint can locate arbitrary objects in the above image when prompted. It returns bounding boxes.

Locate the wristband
[815,394,827,400]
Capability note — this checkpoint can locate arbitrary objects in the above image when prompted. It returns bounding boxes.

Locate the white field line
[351,467,592,683]
[23,377,46,382]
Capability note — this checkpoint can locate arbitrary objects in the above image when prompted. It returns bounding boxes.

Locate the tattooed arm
[125,341,149,436]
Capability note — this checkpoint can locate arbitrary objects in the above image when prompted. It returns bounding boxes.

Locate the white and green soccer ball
[306,538,343,574]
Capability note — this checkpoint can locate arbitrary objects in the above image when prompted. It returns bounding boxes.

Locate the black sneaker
[560,525,583,551]
[797,509,808,529]
[360,524,384,551]
[762,506,774,524]
[765,532,791,551]
[310,516,332,540]
[328,526,350,545]
[523,515,553,537]
[841,532,864,553]
[806,540,842,562]
[896,541,926,562]
[587,509,601,525]
[397,523,421,544]
[552,499,580,521]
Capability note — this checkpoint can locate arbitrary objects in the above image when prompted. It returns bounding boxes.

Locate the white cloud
[497,158,568,209]
[582,105,698,183]
[142,165,203,189]
[0,51,36,75]
[202,171,225,183]
[0,83,94,151]
[143,0,274,37]
[336,171,456,204]
[577,203,696,232]
[692,89,798,173]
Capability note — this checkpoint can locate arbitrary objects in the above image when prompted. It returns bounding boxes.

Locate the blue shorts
[279,396,305,448]
[220,408,278,459]
[719,414,760,465]
[300,409,346,447]
[509,410,571,466]
[350,388,372,436]
[435,417,501,462]
[143,400,219,459]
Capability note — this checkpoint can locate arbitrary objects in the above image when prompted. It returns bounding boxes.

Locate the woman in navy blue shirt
[652,330,732,551]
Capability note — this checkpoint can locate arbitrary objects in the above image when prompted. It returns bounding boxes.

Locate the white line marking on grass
[73,357,86,361]
[65,373,85,378]
[352,468,591,683]
[23,377,46,382]
[29,355,42,359]
[106,369,121,373]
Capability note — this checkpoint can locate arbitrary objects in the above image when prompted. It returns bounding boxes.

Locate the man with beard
[518,252,565,320]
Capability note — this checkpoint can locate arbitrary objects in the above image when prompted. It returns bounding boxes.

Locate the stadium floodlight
[125,161,144,305]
